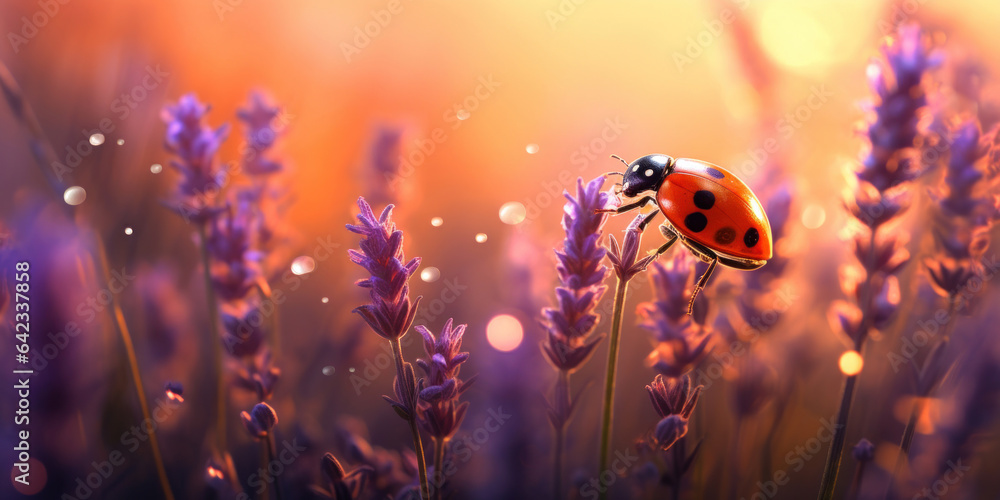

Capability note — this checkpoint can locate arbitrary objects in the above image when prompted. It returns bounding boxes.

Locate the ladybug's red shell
[656,158,772,262]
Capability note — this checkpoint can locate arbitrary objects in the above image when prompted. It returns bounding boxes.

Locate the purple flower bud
[852,438,875,462]
[653,415,688,451]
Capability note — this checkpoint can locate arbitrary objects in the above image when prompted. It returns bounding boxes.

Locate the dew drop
[321,297,329,304]
[124,227,133,235]
[456,109,471,120]
[89,133,105,146]
[63,186,86,206]
[150,163,163,174]
[290,255,316,275]
[475,233,488,243]
[322,366,336,376]
[116,139,125,146]
[526,143,539,154]
[499,202,527,225]
[349,367,356,373]
[420,266,441,282]
[431,217,444,227]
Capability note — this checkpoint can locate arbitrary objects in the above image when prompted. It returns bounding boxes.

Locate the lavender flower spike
[162,93,230,222]
[541,176,613,373]
[645,374,702,451]
[415,318,475,440]
[347,197,422,341]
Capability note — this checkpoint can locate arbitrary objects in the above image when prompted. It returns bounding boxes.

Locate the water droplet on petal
[89,133,105,146]
[63,186,86,206]
[475,233,488,243]
[290,256,316,275]
[420,267,440,282]
[499,202,527,225]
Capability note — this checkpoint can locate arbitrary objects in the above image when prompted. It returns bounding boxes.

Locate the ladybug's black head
[613,154,673,198]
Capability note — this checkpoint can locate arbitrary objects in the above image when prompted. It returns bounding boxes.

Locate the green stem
[390,337,430,500]
[816,373,859,500]
[95,238,175,500]
[197,224,227,453]
[598,278,629,500]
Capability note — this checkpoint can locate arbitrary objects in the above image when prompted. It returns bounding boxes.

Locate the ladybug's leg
[596,195,655,214]
[687,254,719,315]
[653,231,678,256]
[638,209,660,231]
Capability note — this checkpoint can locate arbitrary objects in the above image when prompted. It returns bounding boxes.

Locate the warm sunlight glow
[486,314,523,352]
[839,350,864,376]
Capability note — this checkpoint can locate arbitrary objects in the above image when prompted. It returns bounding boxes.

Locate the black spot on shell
[684,212,708,233]
[714,227,736,245]
[705,167,725,179]
[693,190,715,210]
[744,228,760,248]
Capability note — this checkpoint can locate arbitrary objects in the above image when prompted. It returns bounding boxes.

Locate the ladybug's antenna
[610,154,629,168]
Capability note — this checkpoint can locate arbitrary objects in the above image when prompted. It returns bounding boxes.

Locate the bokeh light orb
[322,366,336,376]
[475,233,488,243]
[499,202,527,225]
[150,163,163,174]
[801,204,827,229]
[63,186,86,206]
[839,350,864,376]
[89,133,105,146]
[290,255,316,275]
[11,457,47,495]
[431,217,444,227]
[526,143,539,154]
[486,314,523,352]
[124,227,134,235]
[420,266,441,282]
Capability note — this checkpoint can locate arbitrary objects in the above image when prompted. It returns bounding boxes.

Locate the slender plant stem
[197,224,227,453]
[259,437,270,500]
[817,229,877,500]
[671,438,685,500]
[598,278,629,500]
[434,437,448,500]
[886,397,923,500]
[553,370,569,500]
[817,373,859,500]
[265,433,284,500]
[94,238,175,500]
[390,337,430,500]
[848,461,868,500]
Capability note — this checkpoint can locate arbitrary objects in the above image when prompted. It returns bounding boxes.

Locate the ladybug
[601,154,772,313]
